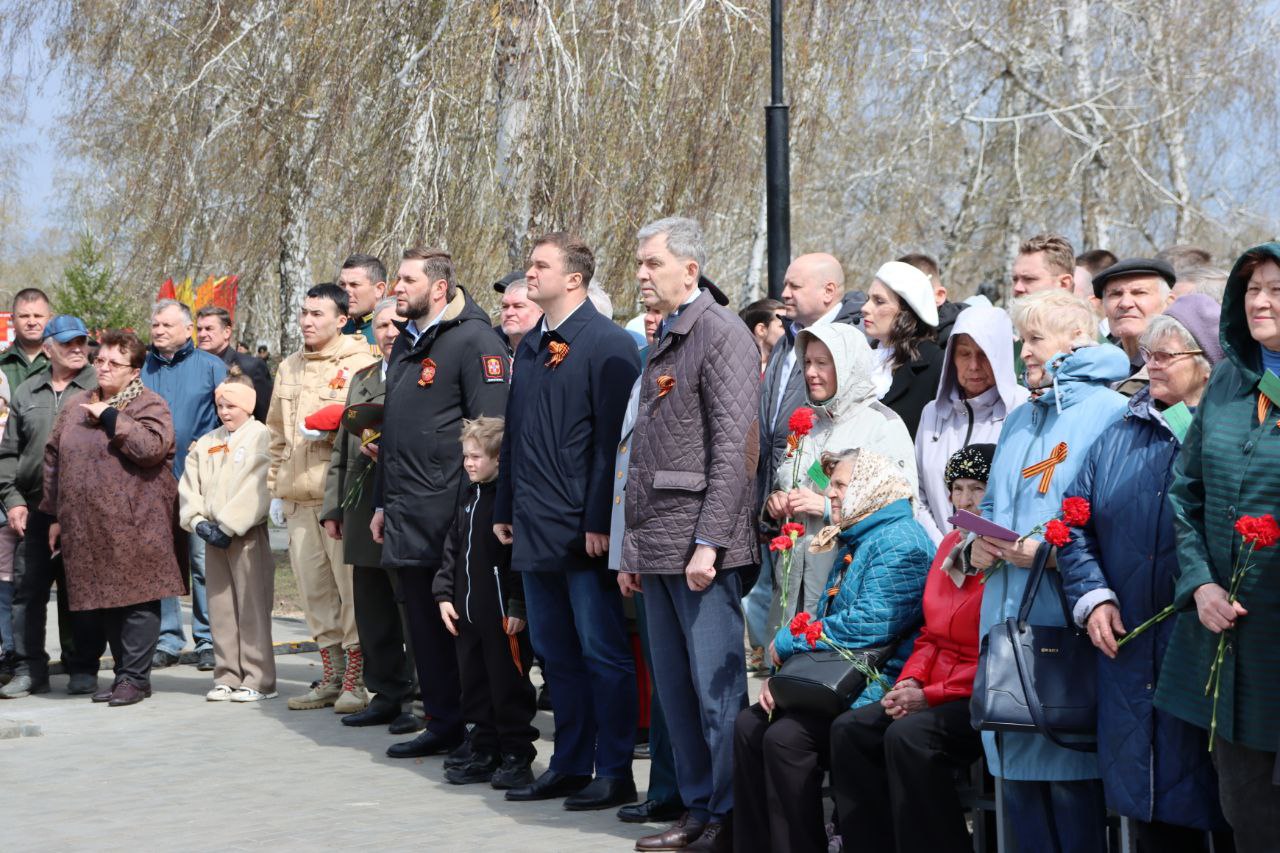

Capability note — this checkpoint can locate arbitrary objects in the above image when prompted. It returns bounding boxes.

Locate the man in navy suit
[494,232,642,811]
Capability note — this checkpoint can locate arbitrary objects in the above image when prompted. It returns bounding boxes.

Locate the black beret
[492,271,526,293]
[1091,258,1176,299]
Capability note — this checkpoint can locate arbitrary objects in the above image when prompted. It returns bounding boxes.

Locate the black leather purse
[970,541,1096,751]
[768,554,916,719]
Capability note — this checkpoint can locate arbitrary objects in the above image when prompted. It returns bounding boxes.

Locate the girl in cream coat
[179,371,276,701]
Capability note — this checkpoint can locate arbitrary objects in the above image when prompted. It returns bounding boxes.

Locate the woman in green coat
[1156,242,1280,851]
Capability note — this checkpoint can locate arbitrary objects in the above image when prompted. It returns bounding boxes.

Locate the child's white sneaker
[206,684,235,702]
[231,687,277,703]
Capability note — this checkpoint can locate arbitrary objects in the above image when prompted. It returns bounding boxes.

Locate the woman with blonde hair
[968,289,1131,852]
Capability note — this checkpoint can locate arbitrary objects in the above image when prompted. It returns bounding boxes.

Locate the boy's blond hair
[460,416,504,458]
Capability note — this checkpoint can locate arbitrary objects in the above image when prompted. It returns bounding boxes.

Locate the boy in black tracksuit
[434,416,537,787]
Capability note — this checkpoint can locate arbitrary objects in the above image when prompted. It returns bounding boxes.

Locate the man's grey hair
[1176,266,1228,304]
[637,216,707,273]
[152,298,192,324]
[372,297,399,319]
[1141,313,1212,376]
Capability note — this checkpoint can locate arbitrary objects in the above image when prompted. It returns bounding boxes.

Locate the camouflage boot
[333,644,369,714]
[287,645,344,710]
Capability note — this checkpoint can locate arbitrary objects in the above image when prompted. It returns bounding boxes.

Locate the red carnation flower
[788,407,817,437]
[788,612,812,636]
[1061,496,1091,527]
[769,535,793,552]
[1044,518,1072,548]
[781,522,805,538]
[1236,514,1280,549]
[804,621,824,648]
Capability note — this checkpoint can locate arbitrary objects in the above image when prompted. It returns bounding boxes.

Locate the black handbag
[768,555,916,718]
[970,541,1097,751]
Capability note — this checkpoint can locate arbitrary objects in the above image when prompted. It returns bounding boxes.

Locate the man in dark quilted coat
[618,217,760,853]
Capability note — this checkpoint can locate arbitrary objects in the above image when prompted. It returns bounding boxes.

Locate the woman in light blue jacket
[970,289,1130,853]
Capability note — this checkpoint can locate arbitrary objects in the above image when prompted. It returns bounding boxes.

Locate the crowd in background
[0,220,1275,853]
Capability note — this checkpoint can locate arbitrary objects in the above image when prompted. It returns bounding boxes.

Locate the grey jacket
[622,290,760,572]
[0,365,98,511]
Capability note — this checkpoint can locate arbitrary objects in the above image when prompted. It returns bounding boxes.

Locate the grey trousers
[643,569,748,822]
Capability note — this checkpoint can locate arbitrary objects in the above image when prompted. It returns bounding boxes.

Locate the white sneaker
[231,687,277,703]
[206,684,235,702]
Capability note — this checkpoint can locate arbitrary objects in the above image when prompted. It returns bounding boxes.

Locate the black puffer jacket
[374,288,510,569]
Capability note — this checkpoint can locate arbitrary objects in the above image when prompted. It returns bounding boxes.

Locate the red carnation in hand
[788,612,812,637]
[781,522,805,538]
[769,535,794,553]
[788,407,817,437]
[1061,496,1091,527]
[1044,518,1072,548]
[1235,514,1280,549]
[804,621,824,649]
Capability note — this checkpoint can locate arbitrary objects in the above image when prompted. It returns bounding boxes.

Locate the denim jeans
[523,568,637,779]
[644,570,748,822]
[157,535,212,654]
[743,547,774,650]
[1002,779,1106,853]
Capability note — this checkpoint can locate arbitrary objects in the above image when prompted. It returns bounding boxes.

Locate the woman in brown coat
[42,329,184,707]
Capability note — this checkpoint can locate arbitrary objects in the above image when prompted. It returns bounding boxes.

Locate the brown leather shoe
[91,685,114,703]
[635,813,706,851]
[107,681,151,707]
[683,821,730,852]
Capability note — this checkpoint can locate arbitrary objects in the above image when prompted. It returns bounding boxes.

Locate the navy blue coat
[495,300,641,572]
[1057,388,1224,829]
[142,339,227,477]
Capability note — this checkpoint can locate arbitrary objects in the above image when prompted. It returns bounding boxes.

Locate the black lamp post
[765,0,791,300]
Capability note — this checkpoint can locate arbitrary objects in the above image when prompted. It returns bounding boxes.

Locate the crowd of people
[0,220,1274,853]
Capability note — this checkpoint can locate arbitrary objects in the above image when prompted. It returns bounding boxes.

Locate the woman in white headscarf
[761,323,917,635]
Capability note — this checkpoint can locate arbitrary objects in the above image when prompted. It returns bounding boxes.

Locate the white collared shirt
[537,297,589,338]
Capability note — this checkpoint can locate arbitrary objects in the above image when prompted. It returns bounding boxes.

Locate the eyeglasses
[92,358,135,371]
[1139,347,1203,367]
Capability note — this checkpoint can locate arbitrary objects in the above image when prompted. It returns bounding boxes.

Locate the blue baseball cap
[42,315,90,344]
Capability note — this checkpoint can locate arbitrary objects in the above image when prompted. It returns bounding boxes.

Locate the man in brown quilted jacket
[617,216,760,853]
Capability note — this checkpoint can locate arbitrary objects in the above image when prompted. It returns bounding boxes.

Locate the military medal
[418,358,437,387]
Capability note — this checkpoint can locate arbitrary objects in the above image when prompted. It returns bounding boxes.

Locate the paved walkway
[1,601,667,851]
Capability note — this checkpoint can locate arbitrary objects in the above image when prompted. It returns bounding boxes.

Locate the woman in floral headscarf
[734,448,931,853]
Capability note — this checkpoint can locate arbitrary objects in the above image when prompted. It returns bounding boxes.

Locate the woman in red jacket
[827,443,992,853]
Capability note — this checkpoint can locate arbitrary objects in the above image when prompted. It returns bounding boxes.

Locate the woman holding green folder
[1057,293,1226,851]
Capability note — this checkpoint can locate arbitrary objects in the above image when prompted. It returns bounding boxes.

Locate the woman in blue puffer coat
[969,289,1131,853]
[1057,296,1228,850]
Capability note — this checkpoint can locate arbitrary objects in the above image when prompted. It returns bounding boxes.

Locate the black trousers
[455,608,537,759]
[1213,735,1274,853]
[396,565,462,738]
[829,699,983,853]
[100,599,161,689]
[733,703,831,853]
[1131,819,1223,853]
[11,510,104,680]
[352,564,413,708]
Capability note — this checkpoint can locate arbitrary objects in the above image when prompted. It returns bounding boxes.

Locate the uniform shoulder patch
[481,354,507,383]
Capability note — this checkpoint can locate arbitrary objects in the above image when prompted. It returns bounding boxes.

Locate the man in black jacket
[494,232,642,811]
[195,306,273,422]
[371,246,509,759]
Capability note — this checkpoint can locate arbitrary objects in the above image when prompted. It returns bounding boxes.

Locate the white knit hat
[874,261,939,327]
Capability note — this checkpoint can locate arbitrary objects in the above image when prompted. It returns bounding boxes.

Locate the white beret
[874,261,939,327]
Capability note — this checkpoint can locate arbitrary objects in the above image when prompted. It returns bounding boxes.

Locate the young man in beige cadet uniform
[267,283,377,712]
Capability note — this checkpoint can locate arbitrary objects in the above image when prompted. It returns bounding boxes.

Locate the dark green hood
[1221,241,1280,382]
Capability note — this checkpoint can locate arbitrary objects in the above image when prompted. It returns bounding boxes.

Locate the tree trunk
[277,114,321,355]
[1064,0,1110,250]
[495,1,537,271]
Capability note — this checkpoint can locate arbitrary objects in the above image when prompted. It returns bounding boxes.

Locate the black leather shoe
[504,769,592,802]
[442,733,474,770]
[196,648,216,671]
[66,672,99,695]
[619,798,686,824]
[564,776,638,811]
[684,821,730,852]
[341,704,400,727]
[385,729,462,759]
[388,712,424,735]
[151,650,179,669]
[490,754,535,790]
